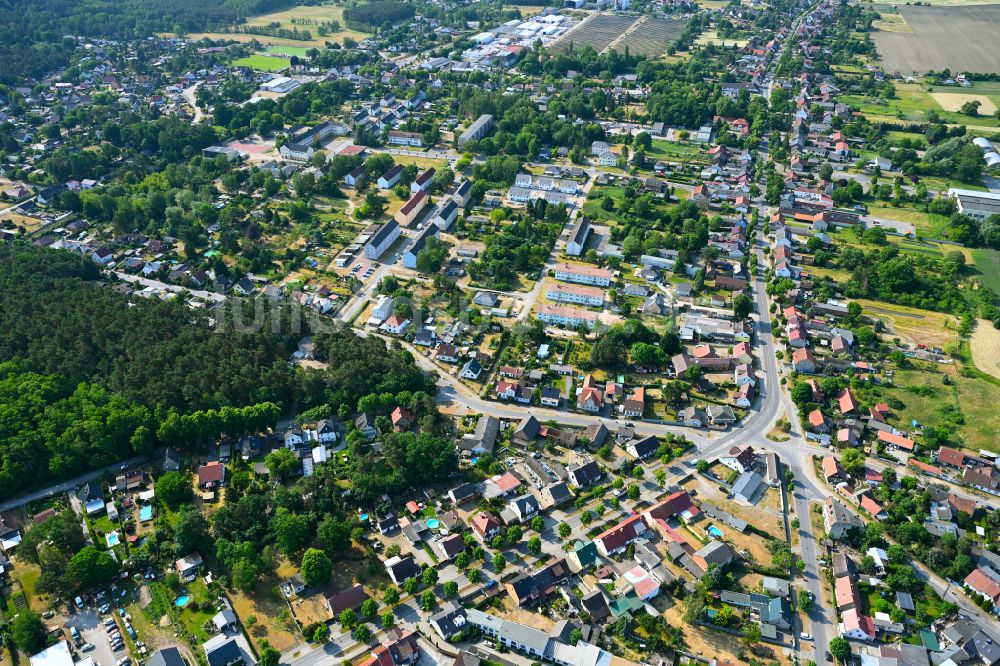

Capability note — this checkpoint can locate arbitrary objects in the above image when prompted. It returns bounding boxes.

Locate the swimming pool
[139,506,153,522]
[360,513,369,522]
[427,518,440,529]
[175,595,190,607]
[707,525,724,538]
[106,532,121,547]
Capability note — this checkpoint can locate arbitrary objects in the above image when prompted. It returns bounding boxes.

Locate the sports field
[232,54,290,72]
[264,45,312,58]
[872,5,1000,75]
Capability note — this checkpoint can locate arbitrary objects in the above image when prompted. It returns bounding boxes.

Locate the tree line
[342,1,415,30]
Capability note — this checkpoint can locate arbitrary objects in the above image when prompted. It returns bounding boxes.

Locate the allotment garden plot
[872,5,1000,75]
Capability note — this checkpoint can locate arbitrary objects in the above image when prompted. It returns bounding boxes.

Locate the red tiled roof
[835,575,861,610]
[471,511,499,537]
[878,430,914,451]
[822,456,843,480]
[595,514,644,553]
[859,493,886,518]
[909,459,942,476]
[495,472,521,493]
[644,491,698,522]
[838,388,859,414]
[965,568,1000,602]
[197,461,225,485]
[948,493,977,516]
[938,446,966,468]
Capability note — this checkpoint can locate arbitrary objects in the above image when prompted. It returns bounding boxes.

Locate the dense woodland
[342,1,415,31]
[0,245,444,499]
[0,245,300,413]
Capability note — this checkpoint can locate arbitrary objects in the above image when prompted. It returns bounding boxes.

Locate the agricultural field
[178,3,369,48]
[872,5,1000,75]
[512,4,546,16]
[929,91,997,116]
[232,54,291,72]
[548,14,637,54]
[615,17,689,56]
[694,30,749,48]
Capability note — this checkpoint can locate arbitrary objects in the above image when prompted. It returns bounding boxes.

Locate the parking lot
[67,609,126,666]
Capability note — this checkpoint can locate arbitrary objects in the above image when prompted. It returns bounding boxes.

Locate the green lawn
[973,248,1000,294]
[885,130,927,148]
[582,186,628,223]
[866,202,952,237]
[232,54,291,71]
[648,139,708,163]
[880,363,1000,452]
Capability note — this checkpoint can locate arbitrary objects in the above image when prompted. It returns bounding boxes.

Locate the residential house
[824,497,863,540]
[197,462,226,488]
[720,445,756,474]
[594,515,647,557]
[625,435,659,460]
[384,555,422,585]
[504,558,570,606]
[567,460,602,488]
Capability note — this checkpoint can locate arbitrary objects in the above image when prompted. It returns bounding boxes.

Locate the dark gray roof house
[148,648,185,666]
[430,601,468,640]
[514,415,541,442]
[581,589,611,622]
[567,460,601,488]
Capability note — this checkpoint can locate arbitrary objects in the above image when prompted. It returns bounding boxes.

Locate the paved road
[113,272,226,303]
[0,195,36,217]
[0,454,149,513]
[182,82,205,123]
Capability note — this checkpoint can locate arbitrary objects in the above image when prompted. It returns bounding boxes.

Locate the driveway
[67,610,124,666]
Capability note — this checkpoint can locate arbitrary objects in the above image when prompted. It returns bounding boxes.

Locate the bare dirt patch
[872,11,913,33]
[971,319,1000,380]
[930,92,998,115]
[856,299,959,349]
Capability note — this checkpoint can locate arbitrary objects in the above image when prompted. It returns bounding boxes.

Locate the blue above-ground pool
[175,595,190,607]
[707,525,724,538]
[427,518,440,529]
[360,513,369,522]
[139,505,153,521]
